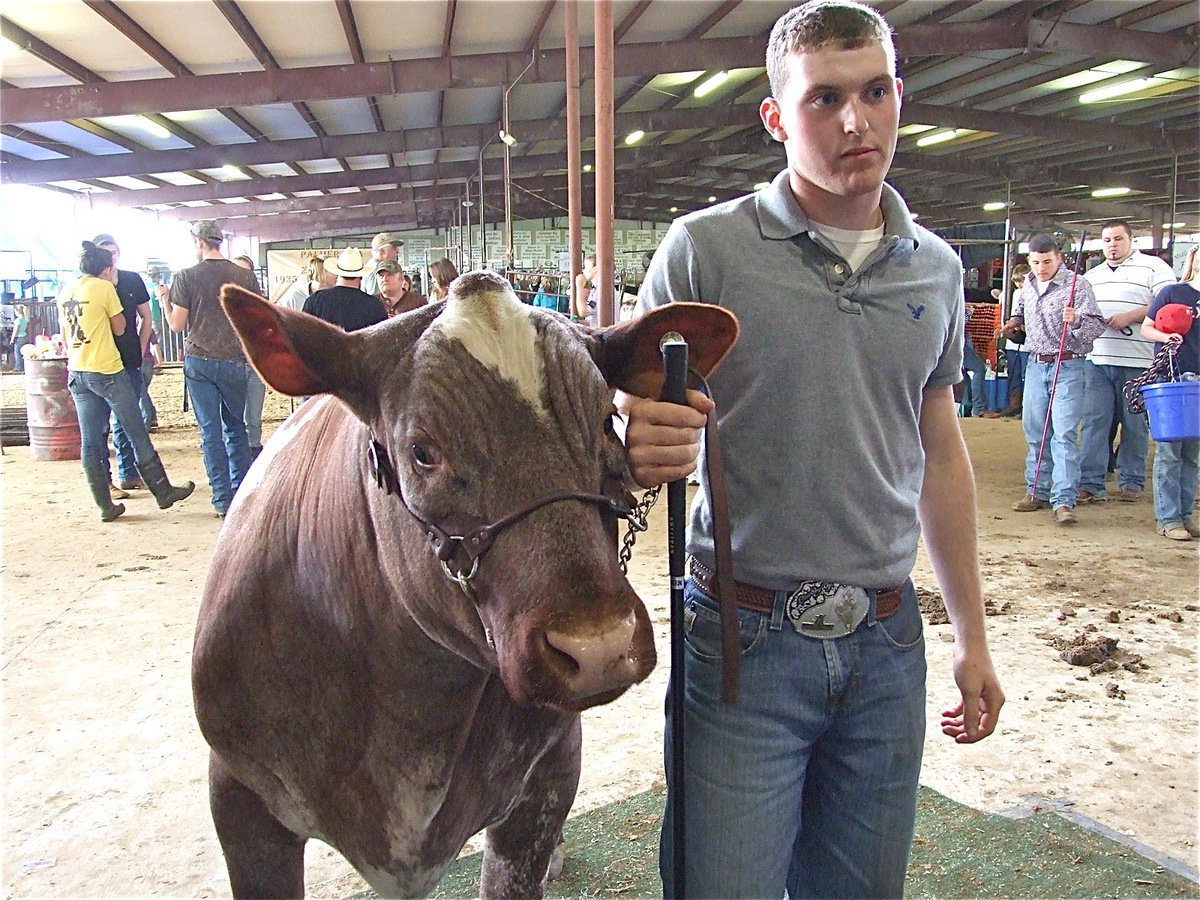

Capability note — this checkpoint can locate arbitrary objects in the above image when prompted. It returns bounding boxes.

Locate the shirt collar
[756,169,921,248]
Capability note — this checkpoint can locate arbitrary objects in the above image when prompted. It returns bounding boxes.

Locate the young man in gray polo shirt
[621,2,1004,896]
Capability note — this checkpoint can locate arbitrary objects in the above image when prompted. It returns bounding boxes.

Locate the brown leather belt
[1034,351,1082,363]
[690,559,904,621]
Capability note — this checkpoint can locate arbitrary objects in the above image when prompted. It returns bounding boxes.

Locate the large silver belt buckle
[785,582,869,639]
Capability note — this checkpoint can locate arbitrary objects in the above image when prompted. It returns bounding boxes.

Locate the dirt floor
[2,367,1197,897]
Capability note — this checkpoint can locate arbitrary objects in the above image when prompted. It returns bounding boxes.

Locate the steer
[193,271,737,898]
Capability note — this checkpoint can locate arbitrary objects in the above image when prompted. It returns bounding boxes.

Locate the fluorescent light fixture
[982,201,1008,211]
[693,71,729,99]
[624,130,645,146]
[137,116,172,139]
[461,199,474,207]
[916,129,969,147]
[220,165,246,179]
[897,124,936,137]
[707,196,717,202]
[498,129,518,147]
[753,182,771,191]
[583,163,593,173]
[669,206,679,213]
[1079,78,1159,104]
[1169,222,1188,228]
[1091,186,1131,198]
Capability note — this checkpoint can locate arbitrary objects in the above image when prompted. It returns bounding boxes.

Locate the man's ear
[760,96,786,142]
[589,302,739,399]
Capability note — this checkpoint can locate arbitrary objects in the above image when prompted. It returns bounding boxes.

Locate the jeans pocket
[875,592,924,650]
[683,579,764,660]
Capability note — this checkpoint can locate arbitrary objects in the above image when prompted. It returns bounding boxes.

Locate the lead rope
[1124,345,1180,414]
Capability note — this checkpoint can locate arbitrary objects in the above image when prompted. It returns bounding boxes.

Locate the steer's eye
[411,443,441,468]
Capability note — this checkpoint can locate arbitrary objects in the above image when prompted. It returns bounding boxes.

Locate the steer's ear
[590,302,739,398]
[220,285,342,396]
[219,285,436,420]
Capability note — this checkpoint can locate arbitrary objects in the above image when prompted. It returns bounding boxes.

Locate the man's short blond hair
[766,0,896,97]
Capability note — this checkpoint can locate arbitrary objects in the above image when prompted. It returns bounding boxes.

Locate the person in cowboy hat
[301,247,388,333]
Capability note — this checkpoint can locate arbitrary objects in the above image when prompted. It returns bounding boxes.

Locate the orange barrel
[24,358,82,461]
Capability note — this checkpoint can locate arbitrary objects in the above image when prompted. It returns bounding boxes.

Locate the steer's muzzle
[498,594,657,712]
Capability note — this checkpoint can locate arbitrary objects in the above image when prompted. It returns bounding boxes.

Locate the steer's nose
[543,612,641,698]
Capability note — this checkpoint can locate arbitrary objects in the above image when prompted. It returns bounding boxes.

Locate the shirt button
[834,264,846,275]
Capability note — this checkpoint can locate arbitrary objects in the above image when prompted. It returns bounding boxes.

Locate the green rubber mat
[428,785,1198,899]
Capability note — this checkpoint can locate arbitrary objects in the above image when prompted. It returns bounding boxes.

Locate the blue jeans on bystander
[244,368,266,449]
[111,367,152,483]
[1022,358,1086,509]
[184,355,251,515]
[1153,439,1199,530]
[660,577,926,899]
[1078,362,1150,497]
[69,369,157,470]
[962,343,987,417]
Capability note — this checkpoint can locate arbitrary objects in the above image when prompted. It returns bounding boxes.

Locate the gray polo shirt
[638,171,964,590]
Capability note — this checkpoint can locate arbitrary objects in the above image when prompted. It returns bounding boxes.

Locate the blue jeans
[962,343,987,416]
[661,577,926,898]
[245,368,266,448]
[1022,358,1086,509]
[68,370,156,471]
[1005,348,1028,408]
[1079,362,1150,496]
[1153,439,1199,529]
[184,355,251,514]
[139,361,159,427]
[111,367,151,482]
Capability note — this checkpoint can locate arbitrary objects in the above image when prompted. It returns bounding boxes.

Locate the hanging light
[624,130,645,146]
[693,71,729,98]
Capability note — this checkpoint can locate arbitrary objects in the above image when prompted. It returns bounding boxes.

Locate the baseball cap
[371,232,402,250]
[374,260,404,275]
[91,233,119,249]
[191,220,224,243]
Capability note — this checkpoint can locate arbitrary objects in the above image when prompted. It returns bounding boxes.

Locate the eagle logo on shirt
[907,303,925,320]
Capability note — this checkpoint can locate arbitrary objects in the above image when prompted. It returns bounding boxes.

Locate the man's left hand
[941,645,1005,743]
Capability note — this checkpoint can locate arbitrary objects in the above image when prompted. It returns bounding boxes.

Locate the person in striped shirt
[1078,220,1176,503]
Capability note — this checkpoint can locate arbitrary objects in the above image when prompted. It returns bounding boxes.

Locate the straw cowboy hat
[324,247,369,278]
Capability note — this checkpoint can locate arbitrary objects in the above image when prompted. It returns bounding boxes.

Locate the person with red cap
[1141,246,1200,540]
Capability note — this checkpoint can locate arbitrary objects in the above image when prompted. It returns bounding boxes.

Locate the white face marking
[434,285,546,416]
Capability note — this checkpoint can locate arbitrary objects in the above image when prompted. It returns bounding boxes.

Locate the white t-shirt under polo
[1083,249,1176,368]
[810,220,886,272]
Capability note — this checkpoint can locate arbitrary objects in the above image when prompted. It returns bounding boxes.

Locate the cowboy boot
[136,453,195,510]
[84,459,125,522]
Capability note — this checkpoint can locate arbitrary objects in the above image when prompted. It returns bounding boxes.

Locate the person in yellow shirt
[61,241,194,521]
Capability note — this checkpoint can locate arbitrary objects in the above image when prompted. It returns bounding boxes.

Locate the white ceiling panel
[358,1,446,60]
[303,98,377,135]
[106,0,262,76]
[164,110,260,146]
[232,104,318,142]
[232,0,349,68]
[2,0,170,81]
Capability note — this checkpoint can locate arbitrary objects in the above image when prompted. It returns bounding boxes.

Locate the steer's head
[221,274,737,712]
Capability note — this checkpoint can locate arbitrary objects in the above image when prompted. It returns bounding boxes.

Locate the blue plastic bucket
[1141,381,1200,442]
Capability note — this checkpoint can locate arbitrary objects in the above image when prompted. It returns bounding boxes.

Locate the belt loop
[867,588,879,626]
[769,590,786,632]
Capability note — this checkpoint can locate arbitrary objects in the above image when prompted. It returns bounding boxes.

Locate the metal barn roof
[1,0,1196,244]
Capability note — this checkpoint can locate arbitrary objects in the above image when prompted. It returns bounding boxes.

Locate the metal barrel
[23,358,82,461]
